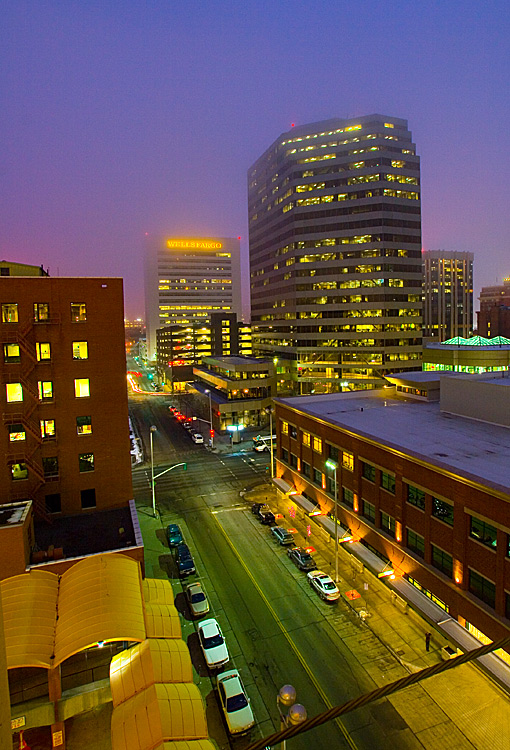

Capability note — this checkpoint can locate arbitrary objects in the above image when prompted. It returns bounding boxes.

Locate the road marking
[213,515,358,750]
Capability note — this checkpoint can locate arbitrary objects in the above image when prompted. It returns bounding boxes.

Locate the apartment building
[422,250,474,341]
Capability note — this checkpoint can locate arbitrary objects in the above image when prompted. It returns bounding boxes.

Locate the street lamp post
[265,405,274,479]
[151,461,187,517]
[325,459,339,583]
[150,425,157,517]
[277,684,307,750]
[205,388,214,449]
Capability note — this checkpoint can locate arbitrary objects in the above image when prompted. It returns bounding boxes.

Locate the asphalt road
[130,391,422,750]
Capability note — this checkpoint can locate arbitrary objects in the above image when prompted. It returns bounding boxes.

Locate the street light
[204,388,214,449]
[151,460,187,518]
[150,425,157,517]
[325,459,339,583]
[277,684,307,750]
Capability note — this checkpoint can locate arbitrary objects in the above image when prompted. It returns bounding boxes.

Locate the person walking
[425,632,431,651]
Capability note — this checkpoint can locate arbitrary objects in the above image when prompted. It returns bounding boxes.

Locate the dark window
[506,592,510,620]
[290,453,298,468]
[0,267,10,276]
[281,448,289,463]
[81,488,96,509]
[302,461,310,477]
[432,497,454,526]
[469,569,496,609]
[289,425,297,439]
[42,456,59,479]
[79,453,94,472]
[313,468,322,486]
[362,499,375,523]
[407,484,425,510]
[470,516,497,549]
[33,303,50,322]
[342,486,354,508]
[45,493,61,514]
[431,545,453,578]
[8,423,25,442]
[326,474,336,495]
[380,511,395,537]
[76,416,92,435]
[327,444,339,462]
[362,461,376,482]
[407,528,424,558]
[381,472,395,494]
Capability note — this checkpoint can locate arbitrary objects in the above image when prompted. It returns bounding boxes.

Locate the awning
[272,477,294,494]
[151,741,216,750]
[144,604,182,639]
[142,578,175,606]
[110,639,193,707]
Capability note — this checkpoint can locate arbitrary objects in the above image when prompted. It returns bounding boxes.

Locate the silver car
[185,582,210,617]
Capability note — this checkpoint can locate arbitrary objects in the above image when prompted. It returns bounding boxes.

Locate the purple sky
[2,1,509,319]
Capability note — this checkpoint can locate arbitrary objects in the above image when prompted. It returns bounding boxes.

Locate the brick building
[477,277,510,338]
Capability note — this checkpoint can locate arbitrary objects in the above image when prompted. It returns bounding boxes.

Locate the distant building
[274,370,510,649]
[477,277,510,338]
[423,335,510,373]
[248,114,423,394]
[0,260,49,277]
[422,250,474,341]
[144,236,242,361]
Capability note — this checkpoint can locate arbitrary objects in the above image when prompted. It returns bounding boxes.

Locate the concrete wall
[440,373,510,427]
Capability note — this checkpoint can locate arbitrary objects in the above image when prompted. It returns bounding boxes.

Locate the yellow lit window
[6,383,23,402]
[11,462,28,481]
[36,342,51,361]
[38,381,53,400]
[2,303,18,323]
[302,432,310,447]
[391,160,405,168]
[312,436,322,453]
[9,424,26,442]
[281,421,288,435]
[4,343,20,362]
[342,451,354,471]
[74,378,90,398]
[71,302,87,322]
[40,420,55,439]
[384,122,395,128]
[34,302,50,322]
[73,341,88,360]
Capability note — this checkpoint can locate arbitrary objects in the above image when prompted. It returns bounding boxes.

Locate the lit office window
[9,424,26,442]
[76,416,92,435]
[2,303,18,323]
[74,378,90,398]
[71,302,87,322]
[36,343,51,361]
[6,383,23,402]
[73,341,88,359]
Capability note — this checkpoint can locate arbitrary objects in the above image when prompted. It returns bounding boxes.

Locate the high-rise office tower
[248,115,422,394]
[422,250,474,341]
[477,277,510,338]
[145,236,242,361]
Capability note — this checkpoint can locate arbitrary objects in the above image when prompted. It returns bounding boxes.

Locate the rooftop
[276,389,510,494]
[0,501,30,528]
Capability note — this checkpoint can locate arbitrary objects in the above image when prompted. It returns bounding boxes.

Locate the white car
[217,670,255,734]
[185,582,210,618]
[192,432,204,444]
[198,618,229,669]
[307,570,340,601]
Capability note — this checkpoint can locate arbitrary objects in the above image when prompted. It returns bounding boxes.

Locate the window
[81,488,96,509]
[362,461,376,482]
[42,457,59,479]
[469,516,497,549]
[281,421,288,435]
[40,420,55,439]
[431,545,453,578]
[76,416,92,435]
[34,303,50,322]
[342,451,354,471]
[281,448,289,463]
[381,472,395,494]
[9,424,26,442]
[289,425,297,439]
[469,569,496,609]
[6,383,23,402]
[71,302,87,322]
[3,343,20,363]
[327,444,339,462]
[79,453,95,472]
[342,487,354,509]
[302,432,310,447]
[45,493,61,514]
[74,378,90,398]
[302,461,310,477]
[407,484,425,510]
[312,436,322,453]
[407,529,424,558]
[362,500,375,523]
[36,342,51,361]
[313,468,322,486]
[431,497,454,526]
[11,462,28,481]
[380,511,395,537]
[326,474,335,495]
[2,303,18,323]
[73,341,88,360]
[38,381,53,400]
[290,453,298,468]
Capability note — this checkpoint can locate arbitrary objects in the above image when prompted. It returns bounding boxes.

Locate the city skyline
[1,1,509,318]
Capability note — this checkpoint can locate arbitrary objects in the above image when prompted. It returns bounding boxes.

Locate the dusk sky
[2,0,509,319]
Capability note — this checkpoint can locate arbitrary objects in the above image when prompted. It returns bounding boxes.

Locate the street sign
[11,716,25,729]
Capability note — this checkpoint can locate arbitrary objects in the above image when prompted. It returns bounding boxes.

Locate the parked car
[271,526,295,546]
[185,582,210,617]
[175,543,195,577]
[166,523,183,547]
[183,420,193,431]
[287,546,317,571]
[192,432,204,444]
[258,508,276,525]
[251,502,264,515]
[198,618,229,669]
[216,669,255,734]
[307,570,340,601]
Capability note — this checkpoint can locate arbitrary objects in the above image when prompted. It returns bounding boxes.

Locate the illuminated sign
[167,239,223,250]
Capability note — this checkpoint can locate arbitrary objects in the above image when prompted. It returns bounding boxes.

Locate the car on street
[271,526,295,545]
[185,582,210,617]
[192,432,204,444]
[183,420,193,431]
[166,523,183,547]
[174,543,196,577]
[216,669,255,734]
[307,570,340,601]
[287,546,317,571]
[198,618,229,669]
[258,508,276,525]
[251,502,265,515]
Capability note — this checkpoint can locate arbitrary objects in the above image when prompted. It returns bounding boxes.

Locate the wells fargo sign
[166,239,223,250]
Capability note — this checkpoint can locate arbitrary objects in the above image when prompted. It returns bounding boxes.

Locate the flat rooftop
[276,391,510,494]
